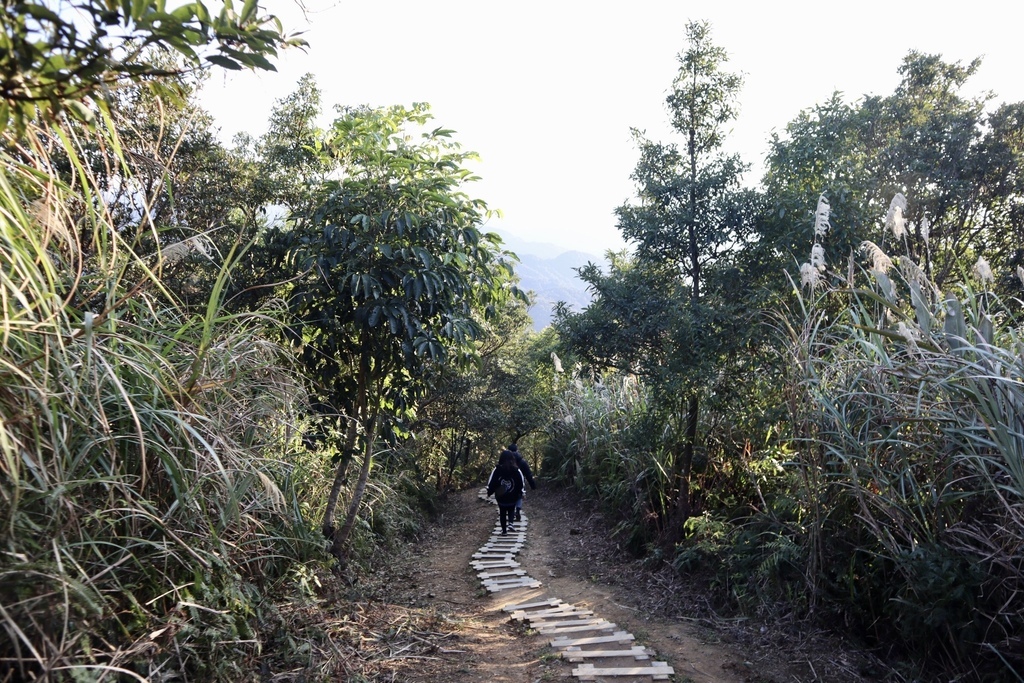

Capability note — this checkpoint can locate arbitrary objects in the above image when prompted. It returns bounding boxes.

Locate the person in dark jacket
[486,450,525,535]
[508,443,536,522]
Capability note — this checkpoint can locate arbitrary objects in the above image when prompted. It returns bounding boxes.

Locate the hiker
[486,450,525,535]
[508,443,536,522]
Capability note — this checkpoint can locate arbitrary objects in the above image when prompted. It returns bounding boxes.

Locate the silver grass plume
[800,262,821,290]
[920,214,931,246]
[897,321,921,353]
[973,256,994,285]
[813,194,831,238]
[810,243,826,270]
[160,235,213,266]
[860,241,893,274]
[898,258,927,287]
[800,194,831,290]
[886,193,908,240]
[900,256,942,301]
[896,321,920,341]
[551,351,564,373]
[1017,265,1024,288]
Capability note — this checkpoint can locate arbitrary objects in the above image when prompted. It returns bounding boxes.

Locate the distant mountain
[487,229,611,329]
[493,232,573,261]
[516,251,598,329]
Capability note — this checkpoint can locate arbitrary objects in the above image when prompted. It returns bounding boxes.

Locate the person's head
[498,450,516,467]
[508,443,518,453]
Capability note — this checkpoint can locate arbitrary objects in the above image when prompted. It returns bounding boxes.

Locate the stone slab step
[537,620,616,635]
[502,598,562,612]
[483,578,542,592]
[550,632,635,648]
[530,616,609,629]
[477,569,527,580]
[572,661,673,681]
[561,645,652,662]
[511,605,591,621]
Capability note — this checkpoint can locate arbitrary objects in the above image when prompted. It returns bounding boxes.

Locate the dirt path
[379,485,858,683]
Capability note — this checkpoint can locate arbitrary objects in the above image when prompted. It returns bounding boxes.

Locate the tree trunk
[321,416,359,540]
[670,86,701,541]
[675,394,699,528]
[322,341,370,542]
[332,412,381,561]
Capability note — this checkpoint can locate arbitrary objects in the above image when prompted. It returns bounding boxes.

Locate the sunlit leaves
[0,0,306,134]
[282,102,521,429]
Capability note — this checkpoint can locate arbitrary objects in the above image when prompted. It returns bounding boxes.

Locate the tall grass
[546,373,675,551]
[0,113,319,679]
[546,189,1024,677]
[784,201,1024,677]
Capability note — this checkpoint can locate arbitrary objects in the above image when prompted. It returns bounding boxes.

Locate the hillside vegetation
[1,5,1023,682]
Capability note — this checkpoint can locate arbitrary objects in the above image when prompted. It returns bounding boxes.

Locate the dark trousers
[498,504,516,532]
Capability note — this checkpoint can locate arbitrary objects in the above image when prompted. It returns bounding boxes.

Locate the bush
[0,116,320,680]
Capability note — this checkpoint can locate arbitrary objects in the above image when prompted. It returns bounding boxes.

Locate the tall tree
[279,103,519,561]
[557,21,756,537]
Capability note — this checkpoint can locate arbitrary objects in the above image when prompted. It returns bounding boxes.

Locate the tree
[556,21,757,537]
[279,103,520,561]
[763,52,1024,295]
[35,53,289,316]
[410,291,557,492]
[217,74,330,313]
[0,0,304,131]
[255,72,329,211]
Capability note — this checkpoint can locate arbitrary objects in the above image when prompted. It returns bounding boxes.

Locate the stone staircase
[476,488,674,681]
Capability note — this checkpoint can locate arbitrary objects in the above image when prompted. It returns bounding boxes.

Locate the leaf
[21,3,63,22]
[909,281,932,333]
[65,100,96,126]
[240,0,258,22]
[413,246,431,267]
[943,294,967,352]
[205,54,242,70]
[131,0,150,21]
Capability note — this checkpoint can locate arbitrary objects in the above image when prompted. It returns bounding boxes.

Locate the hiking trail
[380,485,869,682]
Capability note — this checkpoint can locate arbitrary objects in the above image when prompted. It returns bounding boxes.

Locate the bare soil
[296,484,891,683]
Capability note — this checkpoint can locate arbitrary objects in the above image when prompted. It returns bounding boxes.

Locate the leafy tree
[217,74,330,313]
[0,0,304,131]
[254,72,329,211]
[557,21,757,537]
[279,103,520,560]
[35,54,282,316]
[763,52,1024,294]
[410,291,557,492]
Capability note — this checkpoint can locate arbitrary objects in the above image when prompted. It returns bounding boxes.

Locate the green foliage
[542,32,1024,683]
[413,301,557,493]
[763,51,1024,297]
[283,103,516,417]
[276,102,522,558]
[776,188,1024,677]
[545,371,668,553]
[239,72,330,215]
[0,113,321,679]
[44,56,274,315]
[555,21,768,543]
[0,0,305,132]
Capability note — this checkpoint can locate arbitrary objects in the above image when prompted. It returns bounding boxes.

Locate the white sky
[199,0,1024,256]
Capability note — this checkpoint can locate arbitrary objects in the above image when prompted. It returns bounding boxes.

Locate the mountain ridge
[493,230,604,330]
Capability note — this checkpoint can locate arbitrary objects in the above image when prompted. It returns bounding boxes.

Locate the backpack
[492,465,521,504]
